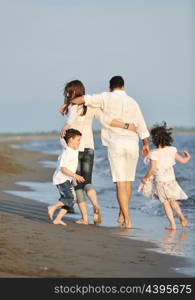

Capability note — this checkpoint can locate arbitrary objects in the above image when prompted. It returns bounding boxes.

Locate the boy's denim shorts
[56,180,76,210]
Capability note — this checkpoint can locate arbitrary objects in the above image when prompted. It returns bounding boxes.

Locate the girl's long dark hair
[64,80,87,116]
[150,122,173,148]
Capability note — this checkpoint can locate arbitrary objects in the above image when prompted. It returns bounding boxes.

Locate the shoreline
[0,136,191,277]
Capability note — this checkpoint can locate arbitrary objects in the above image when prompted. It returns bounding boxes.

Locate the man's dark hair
[109,76,124,91]
[64,129,82,144]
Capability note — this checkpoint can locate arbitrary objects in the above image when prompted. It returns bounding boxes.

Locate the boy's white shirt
[53,145,78,185]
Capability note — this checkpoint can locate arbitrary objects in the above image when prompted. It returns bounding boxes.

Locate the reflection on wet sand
[159,230,187,256]
[115,227,187,258]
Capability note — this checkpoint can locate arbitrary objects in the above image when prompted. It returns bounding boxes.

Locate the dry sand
[0,136,190,277]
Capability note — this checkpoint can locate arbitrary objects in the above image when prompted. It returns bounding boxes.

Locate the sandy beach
[0,136,191,278]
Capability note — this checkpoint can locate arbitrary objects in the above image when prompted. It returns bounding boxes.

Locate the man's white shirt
[84,90,149,146]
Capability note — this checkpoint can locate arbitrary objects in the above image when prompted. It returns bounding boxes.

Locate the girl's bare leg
[163,200,177,230]
[170,200,188,227]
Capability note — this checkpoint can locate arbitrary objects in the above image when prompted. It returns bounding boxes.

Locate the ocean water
[9,135,195,276]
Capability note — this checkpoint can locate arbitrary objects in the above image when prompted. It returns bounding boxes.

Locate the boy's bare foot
[180,217,188,227]
[48,206,55,221]
[165,226,177,230]
[53,219,67,226]
[93,207,101,224]
[75,219,88,225]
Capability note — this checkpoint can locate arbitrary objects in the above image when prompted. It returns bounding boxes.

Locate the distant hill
[0,127,195,138]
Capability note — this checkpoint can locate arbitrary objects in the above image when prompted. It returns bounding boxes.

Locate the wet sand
[0,136,190,277]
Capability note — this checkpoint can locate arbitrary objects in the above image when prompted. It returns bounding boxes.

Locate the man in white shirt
[72,76,150,229]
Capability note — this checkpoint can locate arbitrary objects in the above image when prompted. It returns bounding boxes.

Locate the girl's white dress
[138,146,188,203]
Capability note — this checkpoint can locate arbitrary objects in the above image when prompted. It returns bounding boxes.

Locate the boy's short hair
[109,76,124,91]
[64,129,82,144]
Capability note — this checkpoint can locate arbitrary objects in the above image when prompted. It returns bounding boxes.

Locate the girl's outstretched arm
[142,159,157,182]
[175,151,191,164]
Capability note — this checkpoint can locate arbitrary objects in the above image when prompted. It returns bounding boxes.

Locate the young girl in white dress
[139,122,191,230]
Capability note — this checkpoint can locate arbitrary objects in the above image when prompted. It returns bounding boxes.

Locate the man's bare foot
[121,223,132,229]
[48,206,55,221]
[93,207,101,224]
[165,226,177,230]
[53,219,67,226]
[180,217,188,227]
[75,219,88,225]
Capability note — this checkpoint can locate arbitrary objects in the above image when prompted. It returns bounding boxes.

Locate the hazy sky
[0,0,194,133]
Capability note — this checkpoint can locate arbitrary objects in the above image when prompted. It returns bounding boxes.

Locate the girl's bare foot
[53,219,67,226]
[75,219,88,225]
[48,206,55,221]
[165,226,177,230]
[121,223,132,229]
[93,207,101,224]
[180,217,188,227]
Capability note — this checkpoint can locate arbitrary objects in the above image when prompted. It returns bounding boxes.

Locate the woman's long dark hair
[64,80,87,116]
[150,122,173,148]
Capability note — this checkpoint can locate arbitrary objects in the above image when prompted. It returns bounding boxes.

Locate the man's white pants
[107,139,139,182]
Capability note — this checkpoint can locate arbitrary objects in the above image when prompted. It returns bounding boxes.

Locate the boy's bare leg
[48,201,64,221]
[76,201,88,225]
[116,182,132,229]
[170,200,188,227]
[163,200,177,230]
[87,189,101,224]
[53,208,68,226]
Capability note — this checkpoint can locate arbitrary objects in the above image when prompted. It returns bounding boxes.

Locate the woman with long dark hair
[60,80,136,225]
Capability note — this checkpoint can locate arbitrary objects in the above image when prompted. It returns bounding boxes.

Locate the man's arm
[134,102,150,157]
[110,119,137,132]
[94,108,137,132]
[142,138,150,157]
[135,103,150,139]
[72,93,105,109]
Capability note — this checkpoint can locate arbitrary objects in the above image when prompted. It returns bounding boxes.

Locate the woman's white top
[66,104,112,151]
